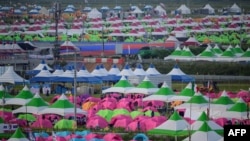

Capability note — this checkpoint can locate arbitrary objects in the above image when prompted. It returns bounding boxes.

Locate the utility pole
[53,2,61,62]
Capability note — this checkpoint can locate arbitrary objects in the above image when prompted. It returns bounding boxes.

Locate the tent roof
[0,66,29,84]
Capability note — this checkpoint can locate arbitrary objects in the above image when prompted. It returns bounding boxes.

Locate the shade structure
[0,66,29,84]
[133,64,147,76]
[183,122,223,141]
[196,46,216,61]
[7,127,29,141]
[5,85,34,105]
[125,76,159,95]
[166,64,194,82]
[145,63,161,75]
[29,66,56,82]
[26,59,53,76]
[117,64,135,76]
[174,92,209,110]
[190,112,223,134]
[12,93,48,114]
[0,84,13,105]
[142,81,175,102]
[169,82,196,102]
[212,98,249,119]
[148,111,189,136]
[108,64,121,75]
[102,75,134,94]
[77,65,102,84]
[38,94,87,116]
[210,90,235,111]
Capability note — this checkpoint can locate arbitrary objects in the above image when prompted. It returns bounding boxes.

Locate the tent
[12,93,48,114]
[0,66,29,84]
[5,85,34,105]
[125,76,159,95]
[87,8,102,19]
[38,94,87,116]
[102,75,134,94]
[229,3,241,13]
[166,64,194,82]
[29,66,55,82]
[177,4,191,14]
[145,63,161,75]
[26,59,53,76]
[7,127,29,141]
[203,4,215,14]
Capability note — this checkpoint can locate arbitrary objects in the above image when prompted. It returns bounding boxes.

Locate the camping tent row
[164,44,250,62]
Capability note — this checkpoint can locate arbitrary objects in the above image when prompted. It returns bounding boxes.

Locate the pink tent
[237,90,250,98]
[126,121,141,131]
[9,118,27,127]
[84,97,101,103]
[133,115,150,121]
[111,115,133,128]
[116,98,134,111]
[103,133,123,141]
[213,118,228,127]
[140,118,164,131]
[142,106,158,112]
[85,133,103,141]
[151,116,167,123]
[31,118,53,128]
[86,115,109,129]
[100,99,117,110]
[143,100,164,107]
[0,111,14,122]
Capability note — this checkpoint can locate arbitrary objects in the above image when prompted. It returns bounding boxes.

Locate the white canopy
[0,66,29,84]
[177,4,191,14]
[87,8,102,19]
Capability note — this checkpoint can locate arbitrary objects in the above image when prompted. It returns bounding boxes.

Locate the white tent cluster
[164,44,250,62]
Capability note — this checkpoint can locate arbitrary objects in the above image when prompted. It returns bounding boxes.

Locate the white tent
[154,5,166,16]
[0,66,29,84]
[177,4,191,14]
[230,3,241,13]
[87,8,102,19]
[203,4,215,14]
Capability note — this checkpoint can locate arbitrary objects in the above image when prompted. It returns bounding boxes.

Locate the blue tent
[166,64,194,82]
[133,133,149,141]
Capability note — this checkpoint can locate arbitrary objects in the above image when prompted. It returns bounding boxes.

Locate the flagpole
[74,50,77,125]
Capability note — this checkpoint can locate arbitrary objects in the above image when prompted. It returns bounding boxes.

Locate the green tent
[210,90,235,111]
[174,92,208,110]
[214,98,249,119]
[169,82,196,102]
[0,84,13,105]
[12,93,48,114]
[102,76,134,94]
[142,81,175,102]
[96,109,113,122]
[190,112,223,134]
[112,108,130,118]
[212,44,223,55]
[5,85,34,105]
[125,76,159,95]
[183,122,223,141]
[148,111,189,136]
[54,119,77,130]
[38,94,87,116]
[130,110,144,119]
[18,113,36,121]
[8,127,29,141]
